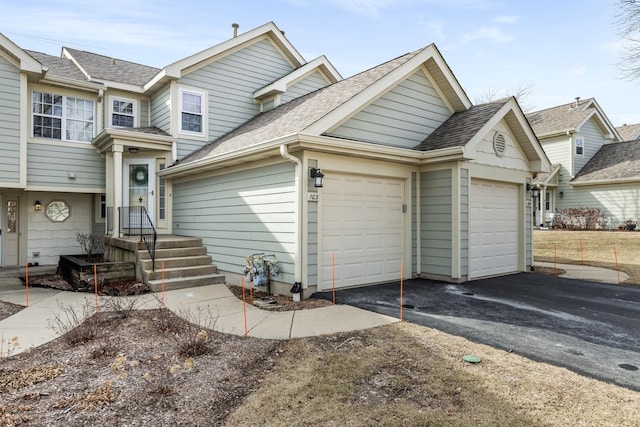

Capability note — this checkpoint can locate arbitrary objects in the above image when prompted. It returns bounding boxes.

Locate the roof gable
[0,32,43,74]
[527,97,621,141]
[146,22,305,92]
[254,55,342,100]
[303,44,471,136]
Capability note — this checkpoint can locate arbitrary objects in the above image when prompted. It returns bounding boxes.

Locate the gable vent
[493,132,506,157]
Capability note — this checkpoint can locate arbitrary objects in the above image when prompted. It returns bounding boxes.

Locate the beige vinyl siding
[281,71,329,103]
[460,168,469,276]
[540,136,572,210]
[27,143,105,189]
[563,185,640,228]
[0,55,21,184]
[411,172,417,274]
[420,169,452,276]
[327,69,451,148]
[172,162,296,283]
[150,85,171,134]
[308,195,318,286]
[575,119,606,173]
[179,38,294,143]
[471,124,529,171]
[526,181,533,266]
[27,192,93,265]
[140,99,150,127]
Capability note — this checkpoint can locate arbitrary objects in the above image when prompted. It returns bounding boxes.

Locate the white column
[113,145,124,237]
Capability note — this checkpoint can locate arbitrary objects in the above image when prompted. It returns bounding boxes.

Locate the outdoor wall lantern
[34,200,42,211]
[559,191,564,199]
[526,183,540,197]
[310,168,324,188]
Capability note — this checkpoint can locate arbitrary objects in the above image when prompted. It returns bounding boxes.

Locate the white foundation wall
[27,192,93,266]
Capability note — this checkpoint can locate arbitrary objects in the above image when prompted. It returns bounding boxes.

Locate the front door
[2,196,19,266]
[123,159,156,224]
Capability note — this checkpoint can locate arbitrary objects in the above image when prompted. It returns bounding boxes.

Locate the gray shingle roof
[572,140,640,183]
[64,47,160,86]
[25,50,89,82]
[178,50,420,165]
[526,98,594,137]
[616,123,640,141]
[413,99,508,151]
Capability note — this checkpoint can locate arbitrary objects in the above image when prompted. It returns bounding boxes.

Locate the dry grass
[227,323,640,426]
[534,230,640,284]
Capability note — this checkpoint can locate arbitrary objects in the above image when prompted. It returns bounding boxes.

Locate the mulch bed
[22,274,149,296]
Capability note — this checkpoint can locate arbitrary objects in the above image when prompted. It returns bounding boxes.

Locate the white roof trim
[464,98,551,172]
[0,32,43,73]
[303,44,471,136]
[163,22,305,79]
[254,55,342,99]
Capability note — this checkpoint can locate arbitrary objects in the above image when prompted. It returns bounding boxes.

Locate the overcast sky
[2,0,638,126]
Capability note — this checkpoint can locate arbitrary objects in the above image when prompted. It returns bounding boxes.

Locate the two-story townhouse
[1,22,550,298]
[616,123,640,141]
[526,97,625,227]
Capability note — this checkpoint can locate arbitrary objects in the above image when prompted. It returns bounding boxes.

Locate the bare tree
[474,81,535,112]
[615,0,640,80]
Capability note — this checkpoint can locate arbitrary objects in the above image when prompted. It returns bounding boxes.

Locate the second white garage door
[320,174,404,290]
[469,179,520,278]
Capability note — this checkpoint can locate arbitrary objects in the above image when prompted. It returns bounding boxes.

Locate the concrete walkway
[0,278,397,356]
[534,261,629,284]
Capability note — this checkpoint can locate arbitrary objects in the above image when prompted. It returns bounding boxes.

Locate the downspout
[416,171,421,276]
[280,144,303,284]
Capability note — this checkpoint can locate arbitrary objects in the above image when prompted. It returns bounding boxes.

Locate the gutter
[279,144,303,284]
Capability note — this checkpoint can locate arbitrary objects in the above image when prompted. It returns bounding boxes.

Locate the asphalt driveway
[314,273,640,391]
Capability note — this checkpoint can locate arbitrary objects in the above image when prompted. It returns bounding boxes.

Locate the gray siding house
[527,98,640,229]
[0,22,550,296]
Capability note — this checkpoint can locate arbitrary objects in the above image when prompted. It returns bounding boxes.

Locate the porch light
[34,200,42,211]
[526,183,540,197]
[310,168,324,188]
[128,147,139,154]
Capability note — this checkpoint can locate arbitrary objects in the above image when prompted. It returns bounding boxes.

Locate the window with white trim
[179,89,205,135]
[575,137,584,156]
[32,91,94,142]
[110,97,136,128]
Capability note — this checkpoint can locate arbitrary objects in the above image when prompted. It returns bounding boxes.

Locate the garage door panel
[320,173,404,289]
[470,179,519,278]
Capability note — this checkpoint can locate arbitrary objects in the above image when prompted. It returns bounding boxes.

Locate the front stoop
[111,236,225,292]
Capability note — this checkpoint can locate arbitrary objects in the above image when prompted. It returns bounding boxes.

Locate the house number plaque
[307,193,319,202]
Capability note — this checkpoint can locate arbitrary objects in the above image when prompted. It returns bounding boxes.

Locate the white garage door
[469,179,519,278]
[320,174,404,290]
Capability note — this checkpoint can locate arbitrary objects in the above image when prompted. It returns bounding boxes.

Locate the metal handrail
[118,206,157,271]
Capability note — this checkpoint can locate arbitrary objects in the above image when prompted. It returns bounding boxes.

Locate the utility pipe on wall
[279,144,303,284]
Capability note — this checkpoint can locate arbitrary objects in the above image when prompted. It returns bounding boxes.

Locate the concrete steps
[136,236,225,292]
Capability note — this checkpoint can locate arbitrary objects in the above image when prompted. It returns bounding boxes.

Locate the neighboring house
[616,123,640,141]
[526,97,629,228]
[0,22,549,296]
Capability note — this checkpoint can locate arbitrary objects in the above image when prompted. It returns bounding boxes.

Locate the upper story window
[575,137,584,156]
[32,91,94,143]
[179,88,205,135]
[110,97,137,128]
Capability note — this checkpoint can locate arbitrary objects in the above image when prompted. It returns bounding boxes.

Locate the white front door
[2,196,19,266]
[123,159,156,224]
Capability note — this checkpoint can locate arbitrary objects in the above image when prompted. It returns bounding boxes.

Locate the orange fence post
[241,276,248,337]
[94,264,98,313]
[161,261,165,310]
[332,253,335,305]
[25,263,29,307]
[614,243,621,284]
[580,239,584,265]
[554,244,557,276]
[400,261,404,322]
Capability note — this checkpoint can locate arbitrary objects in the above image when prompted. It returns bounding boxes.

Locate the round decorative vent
[493,132,506,157]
